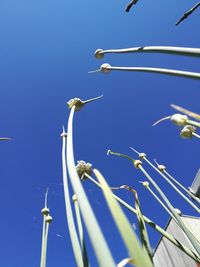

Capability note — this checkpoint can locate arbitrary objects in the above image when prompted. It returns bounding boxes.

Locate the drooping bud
[170,114,188,126]
[180,125,196,139]
[76,160,93,180]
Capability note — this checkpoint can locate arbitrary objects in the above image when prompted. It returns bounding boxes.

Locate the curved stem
[98,46,200,57]
[106,66,200,80]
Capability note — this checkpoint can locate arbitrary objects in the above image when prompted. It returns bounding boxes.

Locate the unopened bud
[170,114,188,126]
[67,98,84,112]
[76,160,92,180]
[95,49,104,59]
[41,207,49,216]
[180,125,196,139]
[139,153,146,159]
[100,63,111,74]
[45,215,53,223]
[158,164,166,172]
[142,181,149,188]
[134,160,142,169]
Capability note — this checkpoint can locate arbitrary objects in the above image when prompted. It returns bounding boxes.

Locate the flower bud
[134,160,142,169]
[158,164,166,172]
[60,132,68,138]
[180,125,196,139]
[76,160,93,180]
[67,98,84,112]
[100,63,111,74]
[139,153,146,159]
[95,49,104,59]
[142,181,149,188]
[72,194,78,202]
[170,114,188,126]
[41,207,49,216]
[45,215,53,223]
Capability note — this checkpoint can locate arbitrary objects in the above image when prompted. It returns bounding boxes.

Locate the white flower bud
[180,125,196,139]
[72,194,78,202]
[158,164,166,172]
[76,160,93,180]
[174,208,182,215]
[41,207,49,216]
[60,132,68,138]
[139,153,146,159]
[134,160,142,169]
[100,63,111,74]
[95,49,104,59]
[142,181,149,188]
[67,98,84,112]
[170,114,188,126]
[45,215,53,223]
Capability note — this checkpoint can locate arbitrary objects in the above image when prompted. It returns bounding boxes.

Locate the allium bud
[170,114,188,126]
[139,153,146,159]
[45,215,53,223]
[95,49,104,59]
[180,125,196,139]
[158,164,166,172]
[100,63,111,74]
[76,160,93,180]
[41,207,50,216]
[67,98,84,112]
[134,160,142,169]
[142,181,149,188]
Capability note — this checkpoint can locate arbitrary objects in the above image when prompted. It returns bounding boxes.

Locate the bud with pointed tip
[142,181,149,188]
[45,215,53,223]
[76,160,93,180]
[95,49,104,59]
[170,114,188,126]
[139,153,146,159]
[134,160,142,169]
[100,63,111,74]
[158,164,166,172]
[41,207,50,216]
[180,125,196,139]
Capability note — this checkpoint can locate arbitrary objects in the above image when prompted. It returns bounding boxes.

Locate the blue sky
[0,0,200,266]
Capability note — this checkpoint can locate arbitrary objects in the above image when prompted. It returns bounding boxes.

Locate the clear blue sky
[0,0,200,266]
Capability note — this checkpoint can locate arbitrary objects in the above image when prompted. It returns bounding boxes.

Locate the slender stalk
[83,95,103,104]
[187,119,200,128]
[162,169,200,205]
[95,46,200,58]
[193,132,200,139]
[101,65,200,80]
[67,106,116,267]
[84,173,200,263]
[43,222,50,267]
[171,104,200,121]
[73,195,90,267]
[144,158,200,214]
[176,2,200,25]
[138,164,200,256]
[61,128,84,267]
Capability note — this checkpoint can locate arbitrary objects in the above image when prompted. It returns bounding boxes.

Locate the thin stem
[103,65,200,80]
[193,132,200,139]
[40,216,46,267]
[44,188,49,208]
[144,158,200,214]
[138,164,200,256]
[73,195,90,267]
[171,104,200,121]
[83,95,103,104]
[163,169,200,205]
[67,106,116,267]
[97,46,200,58]
[107,150,135,162]
[187,119,200,128]
[61,128,84,267]
[43,223,50,267]
[176,2,200,25]
[84,173,200,263]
